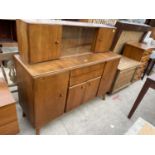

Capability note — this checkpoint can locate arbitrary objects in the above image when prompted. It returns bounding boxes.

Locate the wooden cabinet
[15,20,121,134]
[123,42,155,81]
[0,78,19,135]
[110,57,140,93]
[16,20,116,64]
[15,52,120,134]
[16,20,62,63]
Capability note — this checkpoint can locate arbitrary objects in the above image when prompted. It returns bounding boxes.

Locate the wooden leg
[102,95,105,100]
[36,128,40,135]
[22,112,26,117]
[128,79,150,119]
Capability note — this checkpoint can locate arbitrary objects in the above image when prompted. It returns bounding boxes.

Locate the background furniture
[110,56,140,93]
[15,20,121,134]
[0,78,19,134]
[142,53,155,79]
[111,21,150,54]
[0,20,17,47]
[128,74,155,119]
[123,42,155,81]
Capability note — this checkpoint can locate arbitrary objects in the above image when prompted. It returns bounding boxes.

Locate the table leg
[128,79,150,119]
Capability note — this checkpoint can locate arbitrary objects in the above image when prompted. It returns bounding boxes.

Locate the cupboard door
[83,77,101,103]
[34,72,69,128]
[28,24,62,63]
[66,82,86,112]
[97,58,120,96]
[92,28,116,52]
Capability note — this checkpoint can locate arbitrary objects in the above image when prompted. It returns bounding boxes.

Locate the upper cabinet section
[16,20,62,64]
[16,19,116,64]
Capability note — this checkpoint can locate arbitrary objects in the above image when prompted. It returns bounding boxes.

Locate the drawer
[71,63,104,77]
[0,104,17,127]
[70,64,104,86]
[112,68,136,92]
[0,120,19,135]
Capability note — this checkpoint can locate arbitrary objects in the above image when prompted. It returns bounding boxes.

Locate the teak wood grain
[15,52,120,134]
[16,20,116,64]
[97,58,121,96]
[16,20,62,64]
[34,72,69,128]
[83,77,101,103]
[14,52,120,78]
[92,28,116,53]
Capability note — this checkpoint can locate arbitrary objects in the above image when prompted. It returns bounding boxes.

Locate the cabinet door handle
[59,93,63,97]
[55,41,60,45]
[81,86,84,89]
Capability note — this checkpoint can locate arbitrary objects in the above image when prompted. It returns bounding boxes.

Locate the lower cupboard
[66,77,101,112]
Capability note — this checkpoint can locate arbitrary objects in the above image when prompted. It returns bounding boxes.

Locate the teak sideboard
[15,20,121,134]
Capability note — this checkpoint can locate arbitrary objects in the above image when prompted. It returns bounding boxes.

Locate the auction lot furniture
[0,20,17,47]
[123,42,155,81]
[128,74,155,119]
[15,20,121,134]
[111,21,150,54]
[0,78,19,135]
[110,56,140,93]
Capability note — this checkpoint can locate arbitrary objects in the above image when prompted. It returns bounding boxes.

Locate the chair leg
[128,79,150,119]
[141,59,151,80]
[147,60,155,76]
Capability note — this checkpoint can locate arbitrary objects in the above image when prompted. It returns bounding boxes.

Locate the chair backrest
[111,21,151,54]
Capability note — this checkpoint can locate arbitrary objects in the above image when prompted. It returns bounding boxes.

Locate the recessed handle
[59,93,63,97]
[55,41,60,45]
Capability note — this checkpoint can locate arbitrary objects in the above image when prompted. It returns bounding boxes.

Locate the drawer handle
[81,86,84,89]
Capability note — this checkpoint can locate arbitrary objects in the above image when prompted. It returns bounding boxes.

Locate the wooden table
[128,74,155,119]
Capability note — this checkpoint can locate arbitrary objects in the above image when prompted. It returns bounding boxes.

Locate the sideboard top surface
[14,52,121,78]
[19,19,116,29]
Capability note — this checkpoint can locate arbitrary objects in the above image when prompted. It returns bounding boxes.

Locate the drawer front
[71,63,104,77]
[0,104,17,127]
[0,121,19,135]
[66,82,87,112]
[70,64,104,86]
[113,69,136,91]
